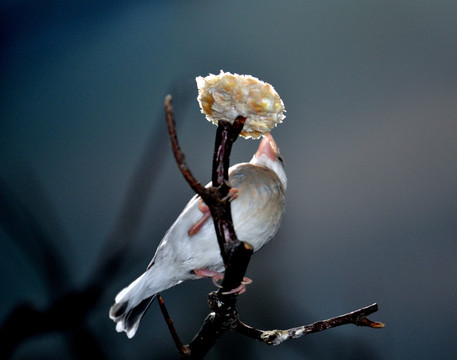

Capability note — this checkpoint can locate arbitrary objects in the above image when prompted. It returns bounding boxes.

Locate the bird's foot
[197,198,210,212]
[188,199,211,236]
[193,268,252,295]
[193,268,224,286]
[188,189,239,236]
[222,187,239,202]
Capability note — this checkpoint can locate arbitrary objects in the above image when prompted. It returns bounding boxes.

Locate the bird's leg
[188,188,239,236]
[188,199,211,236]
[193,268,252,295]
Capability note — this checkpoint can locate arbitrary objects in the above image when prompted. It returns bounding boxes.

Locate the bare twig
[212,116,246,187]
[157,294,190,357]
[165,94,208,198]
[210,118,247,257]
[234,303,385,346]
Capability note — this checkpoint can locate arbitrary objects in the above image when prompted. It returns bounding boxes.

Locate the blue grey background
[1,1,456,359]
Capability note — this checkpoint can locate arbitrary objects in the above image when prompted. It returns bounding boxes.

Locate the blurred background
[1,1,456,359]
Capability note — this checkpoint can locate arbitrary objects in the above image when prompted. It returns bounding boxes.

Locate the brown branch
[207,117,247,263]
[212,117,246,187]
[217,241,253,296]
[165,94,208,198]
[184,292,239,359]
[234,303,384,346]
[157,294,190,357]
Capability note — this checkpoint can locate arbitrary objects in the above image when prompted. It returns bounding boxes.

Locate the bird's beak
[255,133,278,161]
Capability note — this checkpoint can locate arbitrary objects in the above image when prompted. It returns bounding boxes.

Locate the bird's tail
[109,273,156,338]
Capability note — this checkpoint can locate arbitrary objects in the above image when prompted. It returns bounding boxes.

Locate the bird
[109,132,287,338]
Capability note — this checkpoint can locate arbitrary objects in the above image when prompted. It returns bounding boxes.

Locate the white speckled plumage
[109,133,286,338]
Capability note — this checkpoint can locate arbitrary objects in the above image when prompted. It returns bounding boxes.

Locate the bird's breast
[228,164,285,251]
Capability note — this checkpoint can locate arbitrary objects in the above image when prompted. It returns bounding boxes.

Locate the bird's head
[250,133,287,190]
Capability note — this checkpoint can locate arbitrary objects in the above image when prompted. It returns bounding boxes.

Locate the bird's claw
[197,198,209,212]
[189,189,239,236]
[220,277,252,295]
[222,187,239,202]
[193,269,252,295]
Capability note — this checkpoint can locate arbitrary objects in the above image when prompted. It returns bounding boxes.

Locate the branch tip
[243,241,253,251]
[164,94,172,106]
[359,316,385,328]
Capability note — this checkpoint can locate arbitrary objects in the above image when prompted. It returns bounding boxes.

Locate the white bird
[109,133,287,338]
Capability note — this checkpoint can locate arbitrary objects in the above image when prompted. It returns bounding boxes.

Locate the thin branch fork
[163,94,383,359]
[165,94,248,265]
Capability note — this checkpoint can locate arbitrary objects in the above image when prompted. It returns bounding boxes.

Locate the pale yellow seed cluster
[196,71,285,139]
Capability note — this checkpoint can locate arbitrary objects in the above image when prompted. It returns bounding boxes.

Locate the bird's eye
[277,154,285,165]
